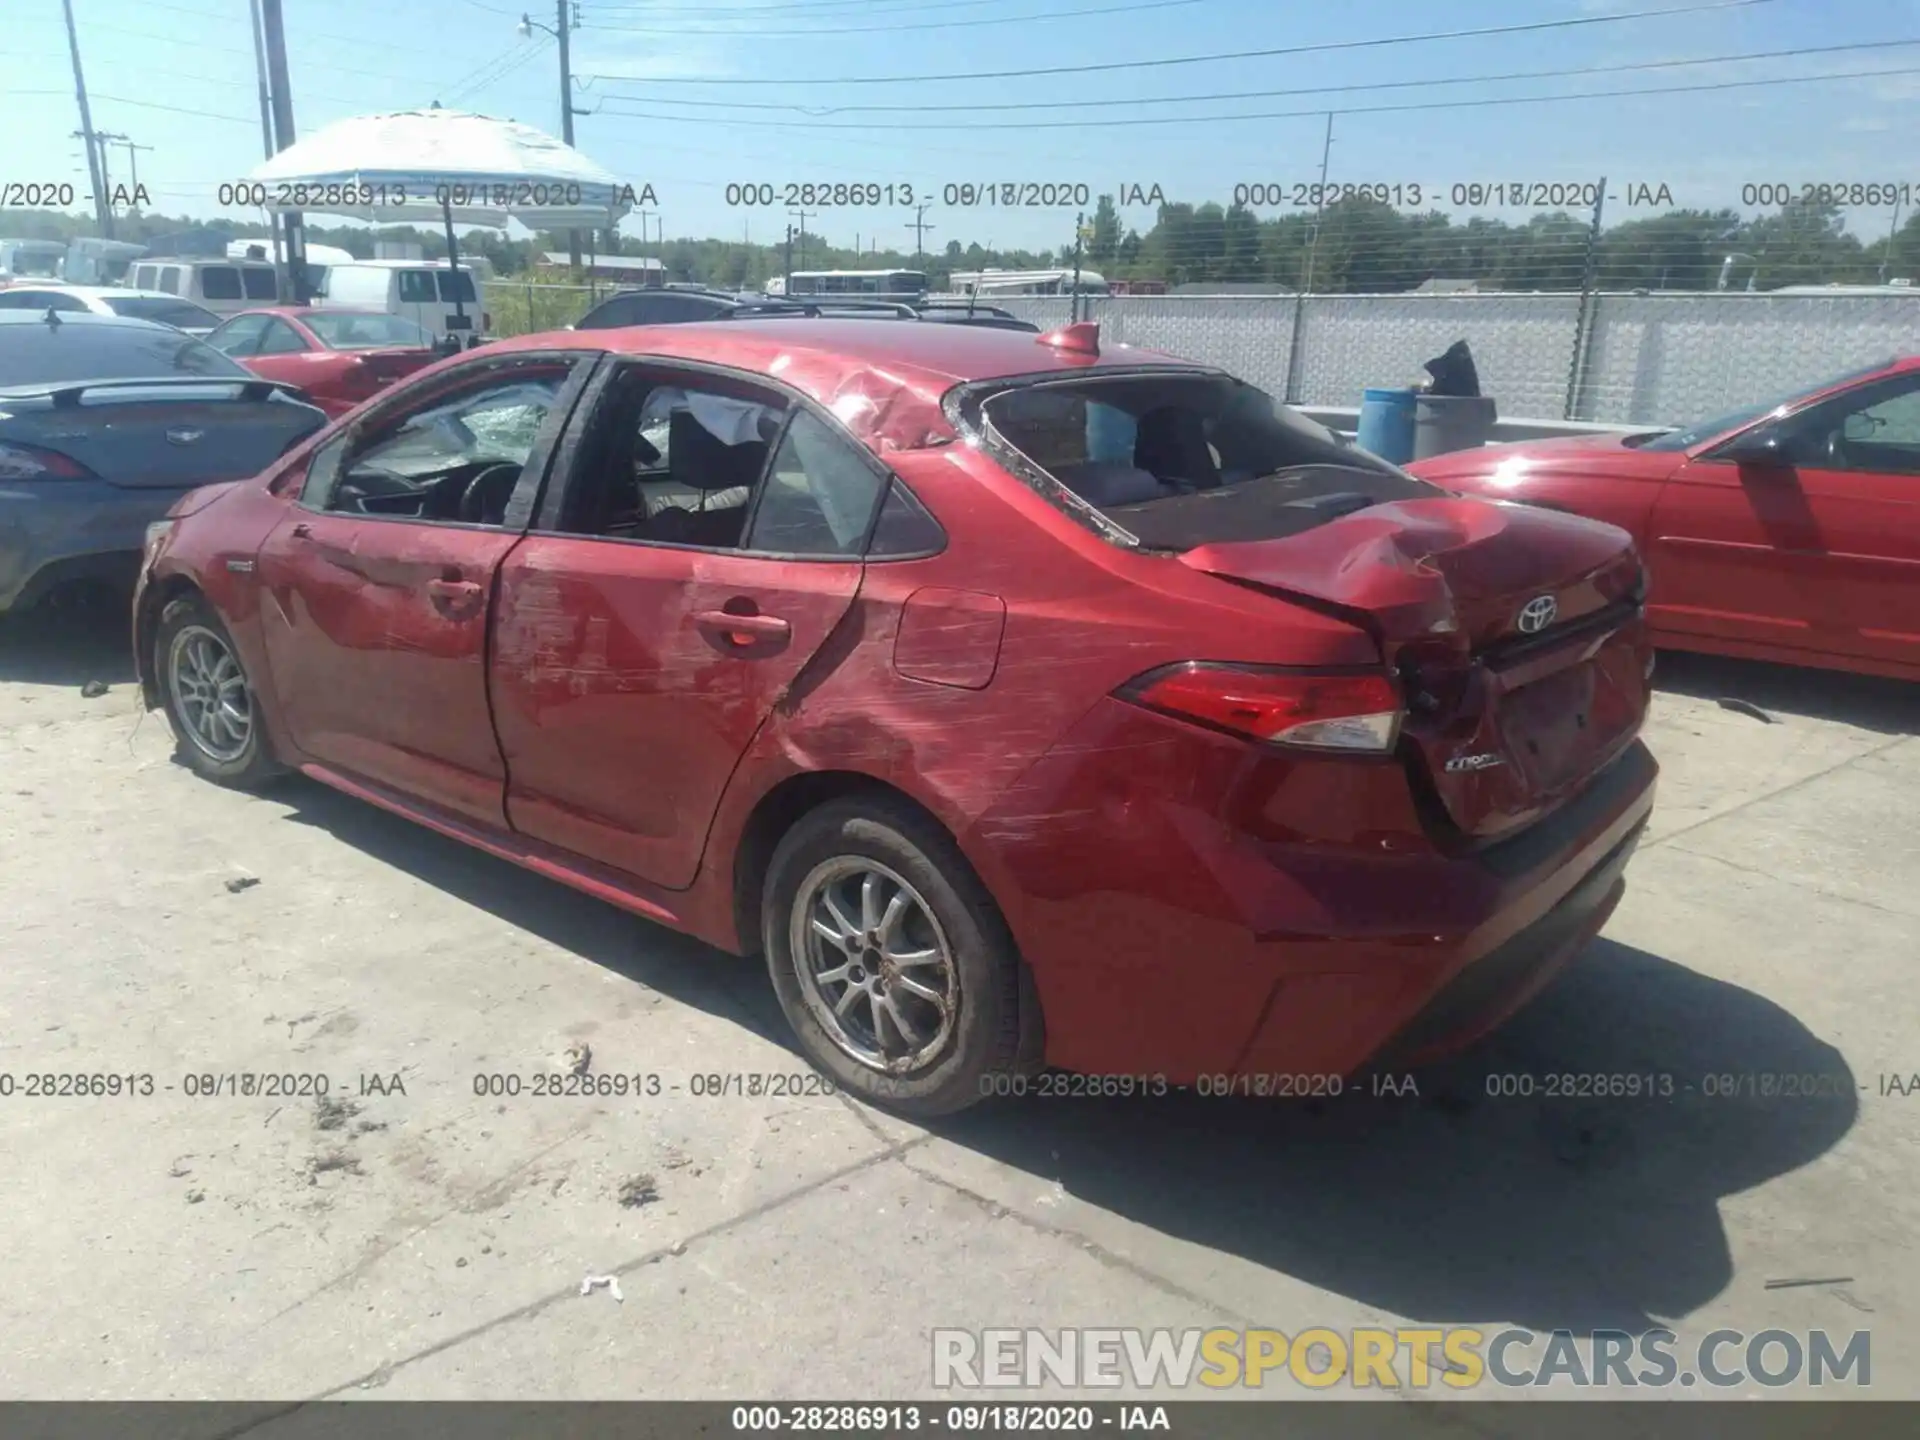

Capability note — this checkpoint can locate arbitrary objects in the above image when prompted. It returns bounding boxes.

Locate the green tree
[1088,194,1121,265]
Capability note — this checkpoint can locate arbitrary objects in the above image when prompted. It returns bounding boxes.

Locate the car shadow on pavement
[275,781,1855,1339]
[1654,649,1920,735]
[276,777,795,1045]
[0,600,137,688]
[938,937,1858,1337]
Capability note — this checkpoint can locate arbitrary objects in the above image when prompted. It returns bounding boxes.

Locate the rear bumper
[0,480,179,613]
[965,699,1658,1083]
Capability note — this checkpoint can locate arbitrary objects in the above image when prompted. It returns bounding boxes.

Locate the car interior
[318,372,569,526]
[983,375,1440,546]
[1778,381,1920,475]
[556,370,784,547]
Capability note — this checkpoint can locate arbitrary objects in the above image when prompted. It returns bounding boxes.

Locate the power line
[602,62,1920,129]
[585,0,1045,15]
[583,0,1216,36]
[445,37,554,107]
[581,0,1776,86]
[12,89,256,125]
[612,38,1916,116]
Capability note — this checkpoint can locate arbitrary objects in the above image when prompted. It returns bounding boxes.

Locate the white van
[127,258,279,315]
[312,260,488,340]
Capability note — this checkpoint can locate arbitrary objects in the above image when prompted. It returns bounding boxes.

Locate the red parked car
[133,318,1657,1116]
[203,307,438,419]
[1410,356,1920,682]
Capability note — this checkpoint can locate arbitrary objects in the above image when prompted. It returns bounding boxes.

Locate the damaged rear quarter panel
[699,440,1380,961]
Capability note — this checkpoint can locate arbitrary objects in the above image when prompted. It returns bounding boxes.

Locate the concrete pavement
[1,609,1913,1417]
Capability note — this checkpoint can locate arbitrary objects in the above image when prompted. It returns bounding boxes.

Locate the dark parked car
[0,309,327,614]
[574,286,1038,333]
[136,317,1655,1117]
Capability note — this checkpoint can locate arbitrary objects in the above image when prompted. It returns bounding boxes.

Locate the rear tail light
[1119,663,1405,753]
[0,441,93,480]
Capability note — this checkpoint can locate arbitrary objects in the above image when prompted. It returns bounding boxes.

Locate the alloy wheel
[790,857,960,1074]
[167,624,254,763]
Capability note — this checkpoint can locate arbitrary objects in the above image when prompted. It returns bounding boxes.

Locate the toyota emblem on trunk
[1516,595,1558,634]
[165,428,205,446]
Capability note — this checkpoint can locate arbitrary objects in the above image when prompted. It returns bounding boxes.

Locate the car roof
[134,257,272,267]
[0,308,179,332]
[569,317,1201,383]
[222,306,383,319]
[486,318,1210,451]
[2,284,190,301]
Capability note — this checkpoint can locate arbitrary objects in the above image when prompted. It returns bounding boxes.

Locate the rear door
[254,351,596,825]
[490,363,887,888]
[1646,369,1920,672]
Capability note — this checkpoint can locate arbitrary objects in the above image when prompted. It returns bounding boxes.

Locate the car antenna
[43,306,61,328]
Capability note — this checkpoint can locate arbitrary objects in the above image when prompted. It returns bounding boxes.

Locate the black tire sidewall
[763,799,1020,1118]
[155,595,278,787]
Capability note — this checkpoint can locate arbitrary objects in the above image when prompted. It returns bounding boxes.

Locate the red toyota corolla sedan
[132,318,1657,1116]
[1410,356,1920,682]
[203,307,439,419]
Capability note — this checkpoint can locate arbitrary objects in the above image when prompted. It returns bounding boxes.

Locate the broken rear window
[978,374,1442,549]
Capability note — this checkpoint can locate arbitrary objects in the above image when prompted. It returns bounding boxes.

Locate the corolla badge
[165,427,206,446]
[1516,594,1558,634]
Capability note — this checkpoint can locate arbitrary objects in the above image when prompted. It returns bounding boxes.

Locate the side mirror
[1718,426,1789,466]
[1841,411,1881,443]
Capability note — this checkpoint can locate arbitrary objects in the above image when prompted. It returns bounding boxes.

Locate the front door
[1647,369,1920,671]
[490,368,891,889]
[255,354,594,826]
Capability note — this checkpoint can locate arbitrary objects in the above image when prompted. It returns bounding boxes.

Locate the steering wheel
[341,465,422,498]
[458,462,526,524]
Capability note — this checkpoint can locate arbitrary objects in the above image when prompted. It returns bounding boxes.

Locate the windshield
[0,320,250,387]
[303,312,432,350]
[355,376,564,478]
[100,296,221,330]
[1635,358,1899,451]
[6,252,64,278]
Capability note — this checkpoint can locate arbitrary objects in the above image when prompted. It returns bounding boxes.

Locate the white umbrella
[246,106,635,332]
[246,106,633,231]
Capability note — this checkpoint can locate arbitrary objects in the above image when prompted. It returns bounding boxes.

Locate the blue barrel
[1356,387,1418,464]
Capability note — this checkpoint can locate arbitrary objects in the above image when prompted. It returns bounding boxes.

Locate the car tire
[155,593,283,789]
[762,797,1025,1119]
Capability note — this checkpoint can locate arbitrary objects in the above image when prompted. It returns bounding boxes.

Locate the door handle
[290,521,312,539]
[693,609,791,645]
[425,577,486,615]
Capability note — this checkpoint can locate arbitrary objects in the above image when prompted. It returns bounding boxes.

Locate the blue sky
[4,0,1918,255]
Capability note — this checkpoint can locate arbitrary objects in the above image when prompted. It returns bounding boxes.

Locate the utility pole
[908,204,934,265]
[98,133,151,203]
[61,0,112,238]
[521,5,586,267]
[259,0,309,303]
[70,130,112,227]
[788,208,813,274]
[1069,212,1086,323]
[1562,176,1608,420]
[246,0,283,273]
[1282,111,1335,403]
[784,224,793,291]
[555,1,581,269]
[1880,196,1904,283]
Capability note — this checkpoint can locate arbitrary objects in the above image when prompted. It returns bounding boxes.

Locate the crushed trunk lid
[1179,496,1651,841]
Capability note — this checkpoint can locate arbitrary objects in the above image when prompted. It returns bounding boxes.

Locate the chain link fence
[483,279,1917,429]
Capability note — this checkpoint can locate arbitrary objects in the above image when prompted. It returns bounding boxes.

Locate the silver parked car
[0,309,327,614]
